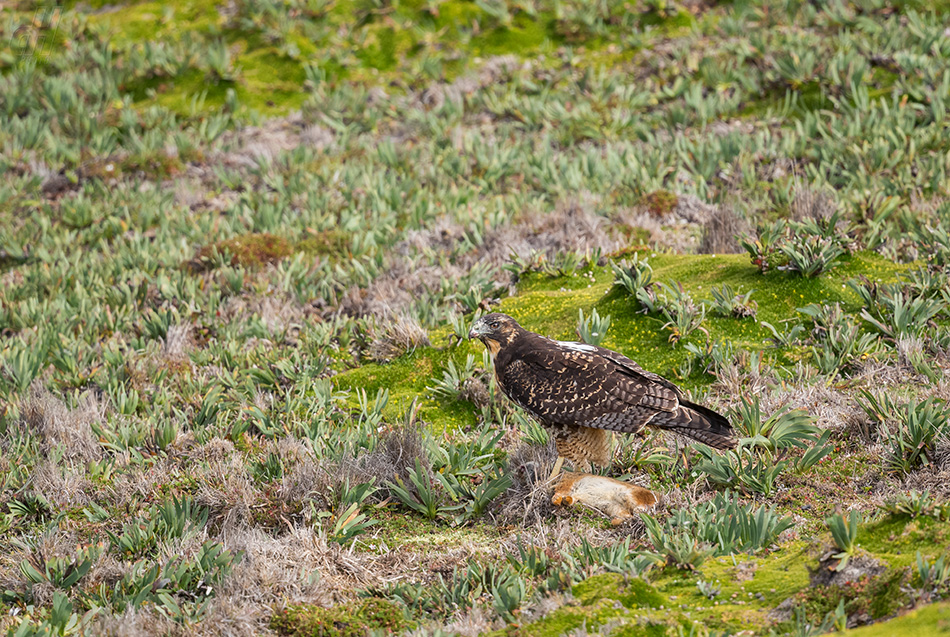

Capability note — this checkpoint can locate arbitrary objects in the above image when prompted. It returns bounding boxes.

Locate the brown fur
[551,472,657,526]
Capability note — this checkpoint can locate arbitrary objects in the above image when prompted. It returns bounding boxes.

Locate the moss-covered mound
[270,597,406,637]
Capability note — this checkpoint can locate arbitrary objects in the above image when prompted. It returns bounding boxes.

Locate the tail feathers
[653,399,737,450]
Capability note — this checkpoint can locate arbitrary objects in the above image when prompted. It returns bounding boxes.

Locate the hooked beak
[469,319,489,340]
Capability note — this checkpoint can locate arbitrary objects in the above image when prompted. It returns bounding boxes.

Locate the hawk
[469,313,736,477]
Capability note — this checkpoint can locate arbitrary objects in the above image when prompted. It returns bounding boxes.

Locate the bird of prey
[469,312,736,478]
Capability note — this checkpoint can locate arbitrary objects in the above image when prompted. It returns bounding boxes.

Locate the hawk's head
[469,313,522,354]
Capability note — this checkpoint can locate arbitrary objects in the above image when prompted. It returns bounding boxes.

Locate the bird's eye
[490,321,499,329]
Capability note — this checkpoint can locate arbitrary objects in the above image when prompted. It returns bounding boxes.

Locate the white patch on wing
[553,339,596,352]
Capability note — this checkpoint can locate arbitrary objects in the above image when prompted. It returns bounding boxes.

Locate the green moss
[195,232,293,269]
[230,35,308,112]
[270,597,406,636]
[470,13,554,57]
[88,0,220,44]
[647,545,812,633]
[355,26,400,71]
[134,43,307,116]
[504,598,631,637]
[639,8,696,31]
[331,346,481,432]
[74,0,699,118]
[791,569,911,629]
[842,601,950,636]
[616,225,653,247]
[642,190,679,216]
[297,229,351,259]
[858,516,950,570]
[573,574,666,609]
[740,80,831,120]
[506,251,907,389]
[371,511,502,552]
[606,625,670,637]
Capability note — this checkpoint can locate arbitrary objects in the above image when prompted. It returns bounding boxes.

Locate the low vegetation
[2,0,950,635]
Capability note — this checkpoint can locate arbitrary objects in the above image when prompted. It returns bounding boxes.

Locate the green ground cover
[3,0,950,635]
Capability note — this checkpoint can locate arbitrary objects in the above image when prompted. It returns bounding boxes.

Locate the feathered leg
[548,456,565,481]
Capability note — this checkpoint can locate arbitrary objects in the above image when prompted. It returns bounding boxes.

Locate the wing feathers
[498,336,679,428]
[495,334,735,448]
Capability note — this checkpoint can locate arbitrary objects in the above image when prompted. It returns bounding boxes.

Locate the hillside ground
[2,0,950,635]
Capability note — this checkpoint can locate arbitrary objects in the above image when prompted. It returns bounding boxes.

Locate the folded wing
[498,339,679,433]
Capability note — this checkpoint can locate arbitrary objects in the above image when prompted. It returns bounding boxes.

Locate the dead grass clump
[366,314,430,363]
[497,441,558,526]
[791,183,838,222]
[674,194,718,225]
[217,292,308,343]
[892,466,950,500]
[300,124,336,151]
[311,424,432,505]
[195,454,260,528]
[400,216,469,256]
[193,232,293,271]
[339,260,468,319]
[936,432,950,471]
[172,177,208,209]
[32,460,92,509]
[359,424,430,488]
[458,376,490,409]
[91,606,179,637]
[18,383,103,464]
[439,606,495,637]
[162,323,193,362]
[214,526,381,617]
[759,384,858,434]
[221,114,305,167]
[0,530,81,606]
[188,437,239,463]
[518,194,621,257]
[349,196,620,319]
[711,355,773,397]
[613,196,710,254]
[699,206,747,254]
[280,452,326,508]
[896,336,927,370]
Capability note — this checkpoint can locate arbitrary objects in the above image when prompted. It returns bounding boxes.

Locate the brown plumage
[469,313,736,471]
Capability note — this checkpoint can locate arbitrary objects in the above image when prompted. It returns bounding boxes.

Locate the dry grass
[195,453,260,528]
[790,183,838,223]
[498,441,559,526]
[163,323,194,362]
[18,383,104,464]
[699,205,747,255]
[367,314,431,363]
